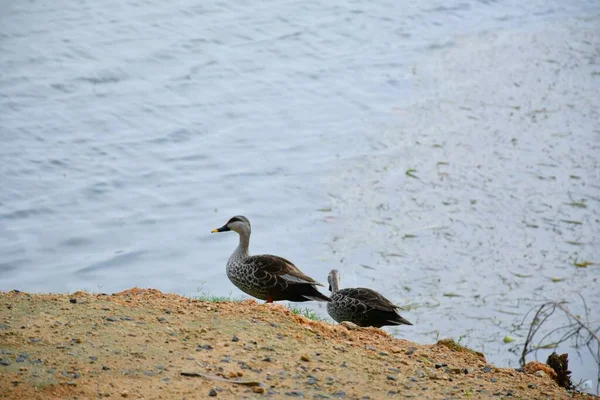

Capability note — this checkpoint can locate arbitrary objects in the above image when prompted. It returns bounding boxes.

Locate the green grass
[193,294,244,303]
[192,288,245,303]
[287,305,328,322]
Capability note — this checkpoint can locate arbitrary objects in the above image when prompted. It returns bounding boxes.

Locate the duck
[326,269,412,328]
[211,215,330,303]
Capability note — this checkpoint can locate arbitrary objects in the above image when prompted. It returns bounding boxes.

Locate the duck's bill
[211,225,230,233]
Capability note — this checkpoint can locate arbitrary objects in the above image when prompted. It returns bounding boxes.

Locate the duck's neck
[329,273,341,293]
[230,230,250,261]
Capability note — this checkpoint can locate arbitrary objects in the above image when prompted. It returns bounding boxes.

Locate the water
[1,0,599,392]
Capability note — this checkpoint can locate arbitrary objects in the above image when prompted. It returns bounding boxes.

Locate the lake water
[1,0,599,393]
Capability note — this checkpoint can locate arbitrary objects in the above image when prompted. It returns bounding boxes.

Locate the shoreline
[0,288,596,399]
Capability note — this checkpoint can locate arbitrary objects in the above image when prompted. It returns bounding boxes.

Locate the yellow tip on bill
[211,229,219,233]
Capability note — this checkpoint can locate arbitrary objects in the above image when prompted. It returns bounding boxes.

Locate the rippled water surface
[1,0,599,392]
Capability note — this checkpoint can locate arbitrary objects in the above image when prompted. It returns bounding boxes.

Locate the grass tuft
[288,305,328,322]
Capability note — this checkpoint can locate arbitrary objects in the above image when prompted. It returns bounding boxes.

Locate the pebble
[69,298,77,304]
[491,377,497,383]
[29,338,41,343]
[306,376,318,385]
[262,356,272,362]
[483,365,492,373]
[121,390,128,397]
[428,373,448,381]
[434,363,447,369]
[527,383,537,389]
[0,359,11,366]
[405,347,416,356]
[16,353,29,363]
[252,386,265,394]
[332,391,346,398]
[156,317,167,323]
[284,391,304,397]
[300,354,310,362]
[387,375,397,381]
[102,365,110,371]
[106,317,117,322]
[208,388,218,397]
[534,370,547,378]
[231,335,239,342]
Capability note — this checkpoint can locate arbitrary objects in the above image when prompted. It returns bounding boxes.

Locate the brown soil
[0,288,596,399]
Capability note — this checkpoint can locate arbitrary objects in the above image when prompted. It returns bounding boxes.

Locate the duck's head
[327,269,341,293]
[211,215,251,235]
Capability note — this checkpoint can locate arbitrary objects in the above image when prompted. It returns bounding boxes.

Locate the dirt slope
[0,289,595,399]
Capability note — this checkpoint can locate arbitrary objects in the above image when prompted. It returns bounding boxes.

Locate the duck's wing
[245,254,323,286]
[342,287,400,312]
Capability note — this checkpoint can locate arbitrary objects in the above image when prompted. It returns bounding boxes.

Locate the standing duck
[327,269,412,328]
[211,216,330,303]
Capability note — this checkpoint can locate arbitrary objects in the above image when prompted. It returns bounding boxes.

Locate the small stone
[527,383,537,389]
[121,390,128,397]
[16,353,29,363]
[102,365,110,371]
[252,386,265,394]
[284,391,304,397]
[208,388,217,397]
[157,317,167,323]
[429,373,448,381]
[69,298,77,304]
[332,391,346,398]
[231,335,239,342]
[19,366,28,371]
[300,354,310,362]
[405,347,416,356]
[491,377,497,383]
[483,365,492,373]
[106,317,117,322]
[262,356,272,362]
[0,359,10,366]
[387,375,397,381]
[89,356,98,361]
[29,338,41,343]
[434,363,447,369]
[534,370,547,378]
